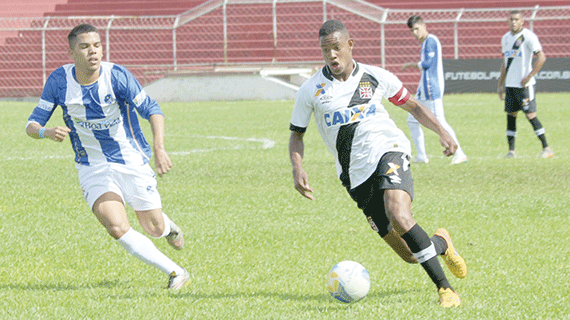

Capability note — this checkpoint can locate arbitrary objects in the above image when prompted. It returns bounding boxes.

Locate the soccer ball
[326,260,370,303]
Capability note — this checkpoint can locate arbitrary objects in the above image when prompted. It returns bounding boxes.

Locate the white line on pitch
[2,135,276,161]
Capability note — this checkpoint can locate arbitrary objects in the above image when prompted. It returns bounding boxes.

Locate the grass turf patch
[1,93,568,319]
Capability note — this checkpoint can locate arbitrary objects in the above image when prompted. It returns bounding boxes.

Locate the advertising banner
[443,58,570,93]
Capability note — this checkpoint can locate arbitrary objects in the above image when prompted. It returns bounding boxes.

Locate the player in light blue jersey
[25,24,190,289]
[402,15,467,165]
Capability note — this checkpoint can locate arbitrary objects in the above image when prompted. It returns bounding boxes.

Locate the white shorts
[77,162,162,211]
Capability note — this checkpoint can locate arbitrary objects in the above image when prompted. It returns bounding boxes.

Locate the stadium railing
[0,0,568,97]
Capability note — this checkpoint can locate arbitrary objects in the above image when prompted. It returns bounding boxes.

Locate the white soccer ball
[326,260,370,303]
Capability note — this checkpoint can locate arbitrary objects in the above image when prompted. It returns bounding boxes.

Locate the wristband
[39,127,46,138]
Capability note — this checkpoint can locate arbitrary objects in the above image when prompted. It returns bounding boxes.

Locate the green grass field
[1,93,568,319]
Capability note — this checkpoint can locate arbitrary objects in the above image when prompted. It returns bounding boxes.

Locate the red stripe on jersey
[388,86,410,106]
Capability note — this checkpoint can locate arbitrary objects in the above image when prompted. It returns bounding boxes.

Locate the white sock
[407,115,427,160]
[160,212,172,238]
[117,228,184,276]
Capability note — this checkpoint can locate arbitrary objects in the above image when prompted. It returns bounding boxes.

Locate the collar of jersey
[323,60,359,81]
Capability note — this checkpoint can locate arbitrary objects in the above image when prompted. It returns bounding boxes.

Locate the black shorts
[346,152,414,237]
[505,86,537,113]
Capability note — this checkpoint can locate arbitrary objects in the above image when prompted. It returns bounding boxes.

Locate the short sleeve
[111,64,162,120]
[527,31,543,54]
[290,84,314,131]
[27,69,61,127]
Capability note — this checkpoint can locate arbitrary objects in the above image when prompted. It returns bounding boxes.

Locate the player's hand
[154,148,172,177]
[521,76,531,87]
[46,126,71,142]
[497,85,505,101]
[292,168,314,200]
[439,132,457,157]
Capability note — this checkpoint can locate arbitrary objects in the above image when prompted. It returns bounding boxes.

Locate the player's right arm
[26,70,71,142]
[289,80,315,200]
[289,130,314,200]
[497,61,507,101]
[401,62,419,71]
[497,34,508,100]
[25,121,70,142]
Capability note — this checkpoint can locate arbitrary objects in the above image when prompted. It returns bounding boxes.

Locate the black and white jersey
[501,28,542,88]
[290,62,412,189]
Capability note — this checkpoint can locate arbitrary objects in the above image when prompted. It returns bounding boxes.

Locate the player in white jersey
[289,19,467,307]
[498,10,554,159]
[402,15,467,165]
[25,24,190,289]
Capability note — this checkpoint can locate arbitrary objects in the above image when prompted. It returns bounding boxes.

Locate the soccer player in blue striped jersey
[289,19,467,307]
[402,15,467,165]
[26,24,190,290]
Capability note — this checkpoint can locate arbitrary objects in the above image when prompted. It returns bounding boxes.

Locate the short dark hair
[510,10,522,15]
[319,19,348,38]
[68,24,99,48]
[407,15,424,29]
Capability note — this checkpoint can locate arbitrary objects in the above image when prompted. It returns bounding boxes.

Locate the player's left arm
[116,65,172,176]
[521,50,546,87]
[137,100,171,177]
[149,114,172,177]
[391,88,457,156]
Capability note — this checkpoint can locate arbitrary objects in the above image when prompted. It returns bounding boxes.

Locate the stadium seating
[45,1,206,16]
[368,0,570,9]
[0,0,567,97]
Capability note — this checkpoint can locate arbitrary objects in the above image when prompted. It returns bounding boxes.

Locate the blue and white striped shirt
[27,62,163,166]
[417,34,444,100]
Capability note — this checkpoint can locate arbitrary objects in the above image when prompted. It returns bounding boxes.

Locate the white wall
[145,73,298,102]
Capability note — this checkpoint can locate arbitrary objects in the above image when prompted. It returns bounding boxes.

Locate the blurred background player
[289,19,467,307]
[402,15,468,165]
[25,24,190,289]
[497,10,554,159]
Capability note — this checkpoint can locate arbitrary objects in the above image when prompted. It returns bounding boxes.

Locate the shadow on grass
[168,287,414,303]
[1,279,121,291]
[3,280,415,306]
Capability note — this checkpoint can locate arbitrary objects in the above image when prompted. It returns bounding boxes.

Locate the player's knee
[143,223,164,238]
[142,220,165,238]
[106,224,130,240]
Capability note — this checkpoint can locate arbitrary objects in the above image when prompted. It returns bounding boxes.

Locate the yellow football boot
[434,228,467,279]
[438,287,461,307]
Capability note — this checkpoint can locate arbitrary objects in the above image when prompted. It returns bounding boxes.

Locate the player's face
[508,13,524,34]
[410,23,428,41]
[320,31,354,81]
[69,32,103,74]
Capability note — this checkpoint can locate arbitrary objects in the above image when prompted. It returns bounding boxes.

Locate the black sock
[529,117,548,148]
[431,235,448,255]
[401,224,452,290]
[507,115,517,151]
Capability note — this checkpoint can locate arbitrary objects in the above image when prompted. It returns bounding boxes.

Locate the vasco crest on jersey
[359,81,373,99]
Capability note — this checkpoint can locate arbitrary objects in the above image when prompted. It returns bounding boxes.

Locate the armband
[388,86,410,106]
[39,127,46,138]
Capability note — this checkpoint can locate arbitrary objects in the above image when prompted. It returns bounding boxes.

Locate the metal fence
[0,0,569,97]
